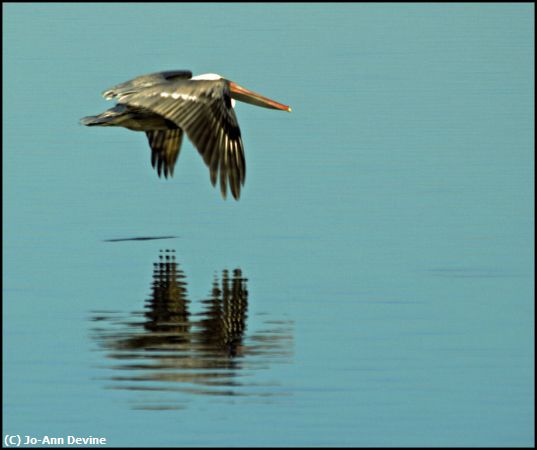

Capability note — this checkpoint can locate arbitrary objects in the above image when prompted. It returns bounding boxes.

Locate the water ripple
[90,250,293,410]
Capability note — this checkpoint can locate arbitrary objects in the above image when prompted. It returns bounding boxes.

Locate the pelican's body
[81,70,291,199]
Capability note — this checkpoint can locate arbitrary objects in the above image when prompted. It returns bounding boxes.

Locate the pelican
[81,70,291,200]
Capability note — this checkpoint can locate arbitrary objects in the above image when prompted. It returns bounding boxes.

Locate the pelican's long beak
[229,81,291,112]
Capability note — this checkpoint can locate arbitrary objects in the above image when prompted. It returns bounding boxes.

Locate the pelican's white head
[191,73,224,80]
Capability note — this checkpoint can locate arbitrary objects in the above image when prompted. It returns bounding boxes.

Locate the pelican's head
[192,73,291,112]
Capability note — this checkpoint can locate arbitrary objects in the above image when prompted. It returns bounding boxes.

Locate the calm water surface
[3,3,534,447]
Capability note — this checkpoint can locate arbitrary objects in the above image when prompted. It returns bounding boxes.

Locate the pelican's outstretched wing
[117,79,246,200]
[102,70,193,101]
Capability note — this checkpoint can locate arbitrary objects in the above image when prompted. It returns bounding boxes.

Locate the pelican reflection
[90,250,292,409]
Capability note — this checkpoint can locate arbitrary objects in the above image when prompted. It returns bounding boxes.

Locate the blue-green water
[3,3,534,447]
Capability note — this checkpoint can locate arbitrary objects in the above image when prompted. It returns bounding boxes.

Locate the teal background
[3,3,534,447]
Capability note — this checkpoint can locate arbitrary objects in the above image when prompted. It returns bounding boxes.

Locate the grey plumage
[117,79,245,199]
[82,70,291,200]
[102,70,193,100]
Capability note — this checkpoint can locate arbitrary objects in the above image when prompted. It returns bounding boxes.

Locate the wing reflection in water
[90,250,293,410]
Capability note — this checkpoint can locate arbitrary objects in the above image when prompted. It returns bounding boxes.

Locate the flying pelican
[81,70,291,200]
